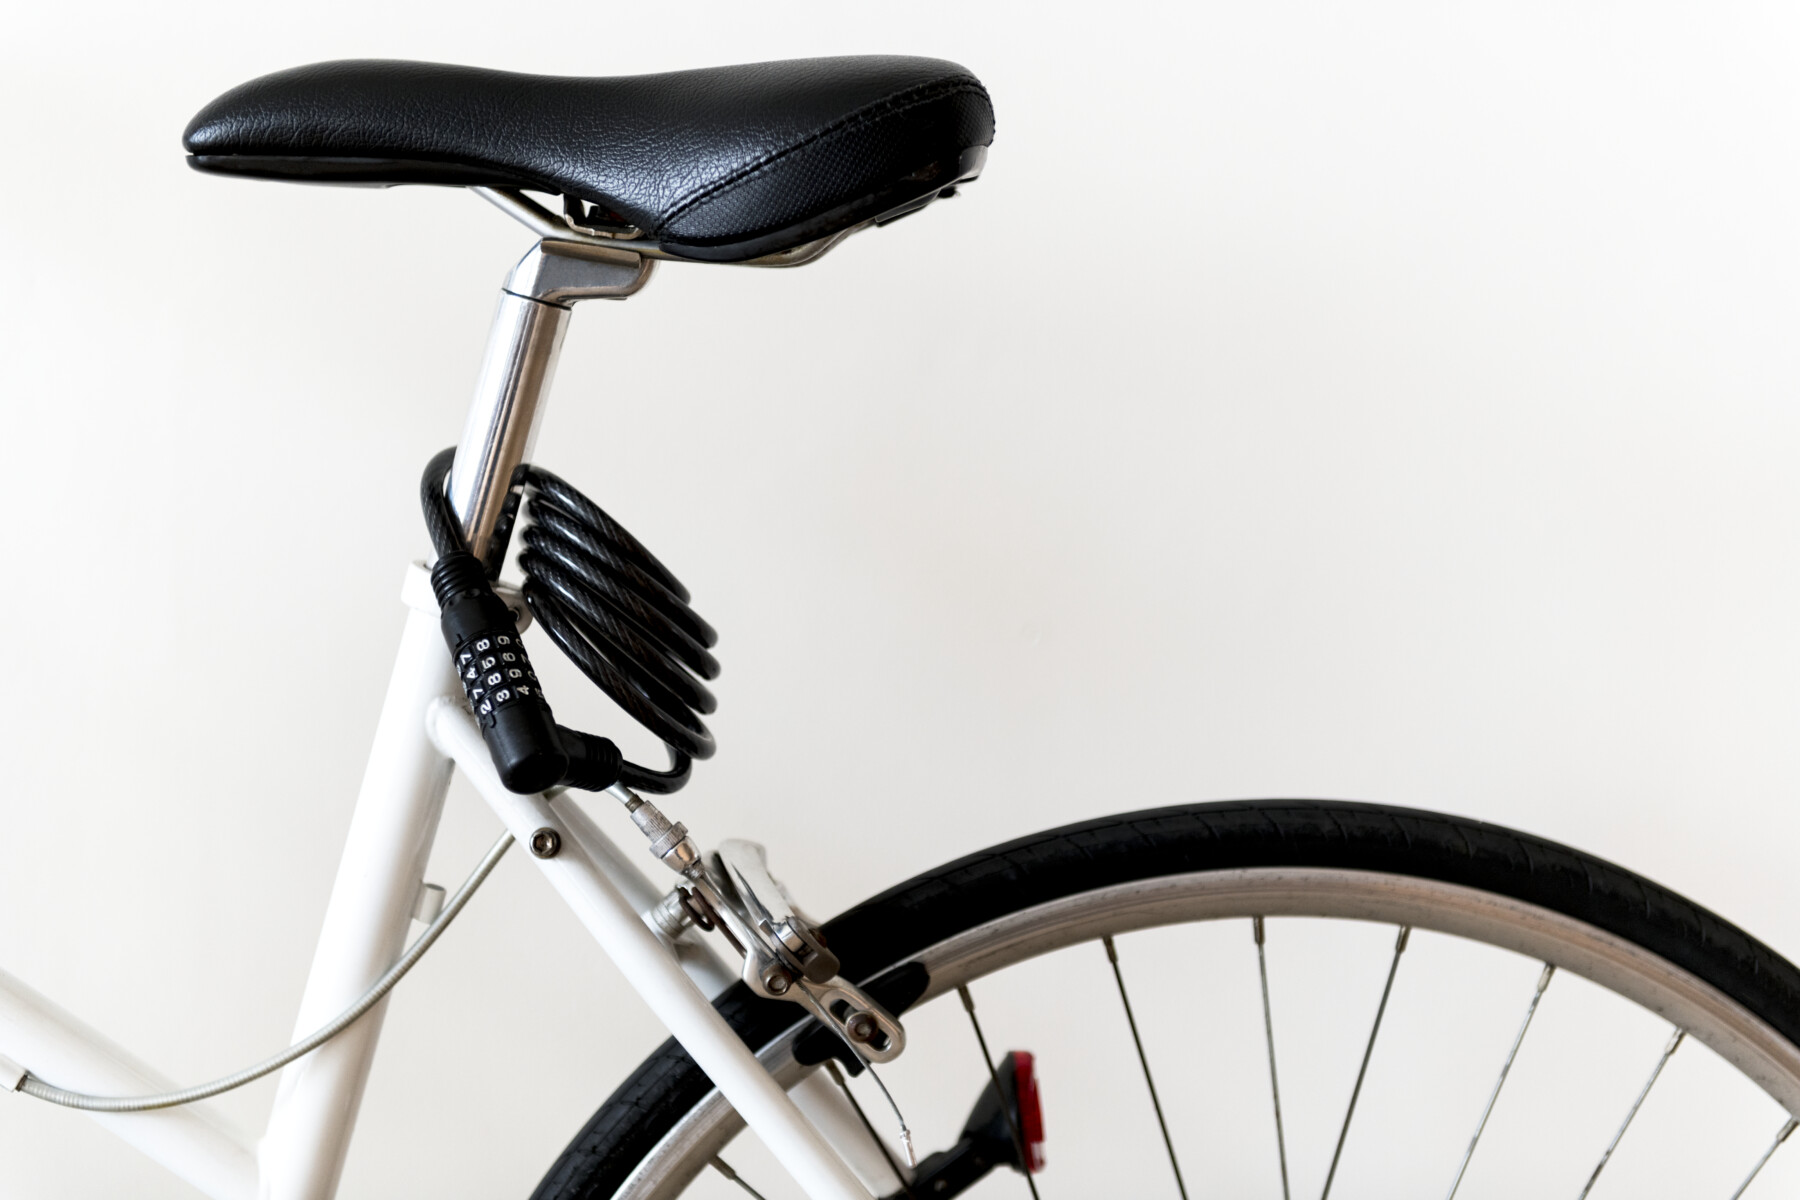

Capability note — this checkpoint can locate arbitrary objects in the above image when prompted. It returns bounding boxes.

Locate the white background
[5,3,1800,1197]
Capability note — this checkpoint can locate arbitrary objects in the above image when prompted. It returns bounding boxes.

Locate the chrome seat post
[446,237,655,559]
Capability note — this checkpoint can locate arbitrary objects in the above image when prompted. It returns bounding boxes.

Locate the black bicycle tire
[529,798,1800,1200]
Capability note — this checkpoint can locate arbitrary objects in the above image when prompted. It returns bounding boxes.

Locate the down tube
[258,583,458,1200]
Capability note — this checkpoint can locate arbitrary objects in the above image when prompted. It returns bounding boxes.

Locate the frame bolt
[529,828,562,859]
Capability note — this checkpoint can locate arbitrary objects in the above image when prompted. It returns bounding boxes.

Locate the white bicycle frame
[0,228,890,1200]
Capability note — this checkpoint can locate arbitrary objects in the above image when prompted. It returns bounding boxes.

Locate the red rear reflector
[1011,1050,1046,1173]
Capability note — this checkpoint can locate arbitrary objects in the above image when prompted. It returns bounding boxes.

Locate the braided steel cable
[422,450,719,793]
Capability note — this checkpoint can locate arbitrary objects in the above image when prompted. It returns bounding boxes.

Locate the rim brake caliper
[613,787,907,1064]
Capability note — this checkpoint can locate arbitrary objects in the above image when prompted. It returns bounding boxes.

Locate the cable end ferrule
[615,787,703,874]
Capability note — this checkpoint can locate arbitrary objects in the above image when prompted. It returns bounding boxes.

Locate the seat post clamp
[503,239,655,307]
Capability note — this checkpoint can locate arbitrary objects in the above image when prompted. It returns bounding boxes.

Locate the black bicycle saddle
[183,57,994,263]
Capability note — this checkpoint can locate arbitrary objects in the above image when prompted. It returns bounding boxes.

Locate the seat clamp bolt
[529,828,562,859]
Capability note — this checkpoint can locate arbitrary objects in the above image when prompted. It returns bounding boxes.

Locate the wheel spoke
[824,1059,915,1197]
[957,984,1043,1200]
[1318,925,1410,1200]
[709,1157,771,1200]
[1444,962,1556,1200]
[1574,1028,1684,1199]
[1253,918,1293,1200]
[1728,1117,1799,1199]
[1103,935,1190,1200]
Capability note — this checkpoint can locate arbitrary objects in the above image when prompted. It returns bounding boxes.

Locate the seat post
[447,291,567,560]
[447,237,655,559]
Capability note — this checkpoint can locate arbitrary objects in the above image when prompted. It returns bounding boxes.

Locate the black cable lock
[420,448,718,794]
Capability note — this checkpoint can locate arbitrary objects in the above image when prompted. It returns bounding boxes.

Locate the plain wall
[5,3,1800,1197]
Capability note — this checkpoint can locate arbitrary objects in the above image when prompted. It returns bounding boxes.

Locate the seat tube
[257,275,571,1200]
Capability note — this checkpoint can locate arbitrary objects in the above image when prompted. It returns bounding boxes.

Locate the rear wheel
[531,801,1800,1199]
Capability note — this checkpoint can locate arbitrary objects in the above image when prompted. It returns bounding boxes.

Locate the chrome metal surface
[474,187,860,268]
[1444,963,1555,1200]
[732,226,862,268]
[651,890,697,942]
[1576,1028,1684,1199]
[476,187,600,243]
[446,290,566,559]
[543,791,738,998]
[790,977,905,1065]
[504,238,654,305]
[704,841,904,1062]
[716,840,840,984]
[447,236,653,559]
[607,868,1800,1200]
[614,787,703,875]
[559,199,644,241]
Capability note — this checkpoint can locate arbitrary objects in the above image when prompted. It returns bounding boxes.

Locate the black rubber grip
[432,551,567,793]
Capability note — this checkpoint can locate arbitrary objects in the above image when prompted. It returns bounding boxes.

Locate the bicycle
[4,52,1800,1200]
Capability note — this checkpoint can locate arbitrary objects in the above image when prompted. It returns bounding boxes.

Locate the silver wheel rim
[614,867,1800,1199]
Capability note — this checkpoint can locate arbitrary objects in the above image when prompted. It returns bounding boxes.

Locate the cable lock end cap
[558,727,624,791]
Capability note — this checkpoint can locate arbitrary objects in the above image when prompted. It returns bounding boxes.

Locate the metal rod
[825,1060,914,1197]
[956,985,1042,1200]
[1728,1116,1799,1200]
[1319,925,1410,1200]
[1102,937,1189,1200]
[1575,1028,1684,1199]
[1253,918,1293,1200]
[447,290,568,563]
[711,1157,772,1200]
[1444,963,1556,1200]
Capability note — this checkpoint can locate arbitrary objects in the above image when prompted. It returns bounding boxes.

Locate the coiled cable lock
[420,448,719,794]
